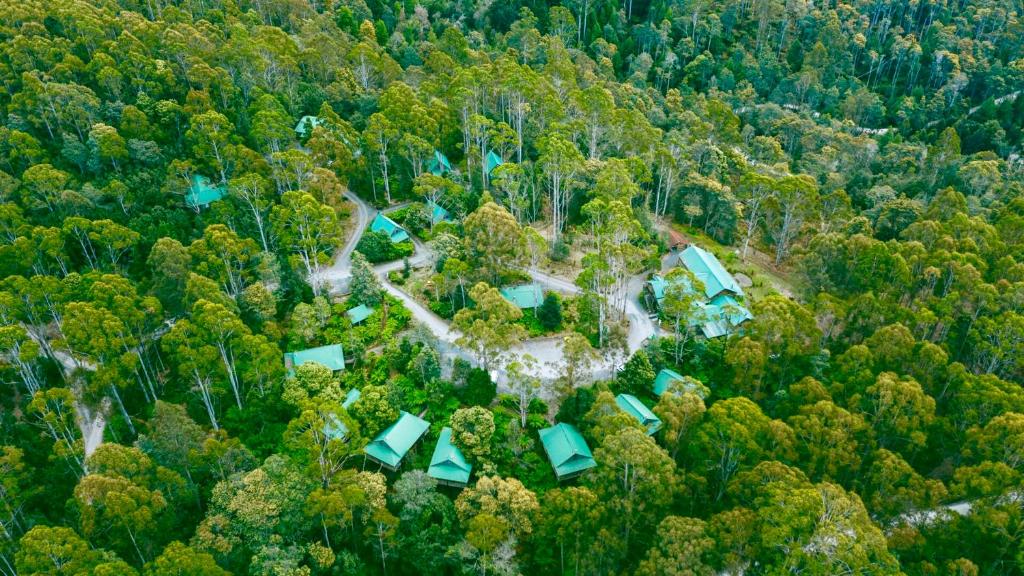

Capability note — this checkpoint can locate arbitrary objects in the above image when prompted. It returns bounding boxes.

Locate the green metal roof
[186,175,226,208]
[346,304,374,325]
[500,283,544,309]
[284,343,346,373]
[615,394,662,435]
[539,423,596,480]
[427,200,450,225]
[653,368,705,398]
[342,388,361,409]
[698,294,753,338]
[364,411,430,469]
[428,427,472,486]
[646,273,699,304]
[678,245,743,299]
[370,213,410,243]
[294,115,323,136]
[485,150,504,175]
[428,150,452,176]
[324,389,362,441]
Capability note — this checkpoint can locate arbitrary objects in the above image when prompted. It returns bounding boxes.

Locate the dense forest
[0,0,1023,574]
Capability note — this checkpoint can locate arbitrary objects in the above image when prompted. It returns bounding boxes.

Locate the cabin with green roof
[284,343,345,375]
[364,411,430,471]
[696,294,753,338]
[186,175,226,210]
[428,427,472,487]
[323,388,362,441]
[539,423,596,481]
[678,245,743,300]
[370,213,410,243]
[500,283,544,310]
[644,273,699,311]
[427,150,452,176]
[653,368,706,398]
[615,393,662,435]
[346,304,374,325]
[294,115,323,137]
[485,150,504,176]
[426,200,451,225]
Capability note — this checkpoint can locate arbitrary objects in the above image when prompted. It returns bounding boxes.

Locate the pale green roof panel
[485,150,504,175]
[295,115,323,136]
[370,213,410,243]
[364,411,429,469]
[427,200,451,224]
[428,150,452,176]
[500,283,544,309]
[678,245,743,299]
[186,175,226,208]
[653,368,705,398]
[342,388,361,409]
[539,423,596,480]
[615,393,662,435]
[346,304,374,325]
[284,343,345,373]
[428,427,472,485]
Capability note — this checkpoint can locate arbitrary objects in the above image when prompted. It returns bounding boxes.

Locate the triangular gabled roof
[500,283,544,309]
[364,411,430,469]
[653,368,706,398]
[678,245,743,299]
[698,294,754,338]
[284,343,345,374]
[294,115,323,136]
[346,304,374,325]
[539,423,596,480]
[615,393,663,436]
[323,389,361,441]
[428,427,472,486]
[186,175,226,208]
[646,273,699,304]
[428,150,451,176]
[426,200,451,225]
[485,150,504,175]
[370,213,410,243]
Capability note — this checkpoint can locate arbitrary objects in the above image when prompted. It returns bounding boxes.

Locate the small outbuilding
[615,393,662,436]
[485,150,504,176]
[539,423,596,481]
[370,213,410,244]
[653,368,705,398]
[428,427,472,487]
[346,304,374,325]
[186,175,226,210]
[364,411,430,471]
[294,115,323,137]
[427,200,451,225]
[500,283,544,310]
[284,343,345,375]
[323,388,363,441]
[427,150,452,176]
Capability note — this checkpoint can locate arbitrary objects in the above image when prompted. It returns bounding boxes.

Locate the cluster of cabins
[645,244,753,338]
[285,333,701,485]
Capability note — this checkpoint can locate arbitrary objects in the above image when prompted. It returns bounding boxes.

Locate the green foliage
[458,367,497,407]
[355,230,413,263]
[536,293,562,331]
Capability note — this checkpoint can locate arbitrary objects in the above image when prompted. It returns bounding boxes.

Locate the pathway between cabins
[320,192,659,394]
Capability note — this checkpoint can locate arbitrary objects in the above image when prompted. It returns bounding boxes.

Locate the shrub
[458,367,497,407]
[537,293,562,330]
